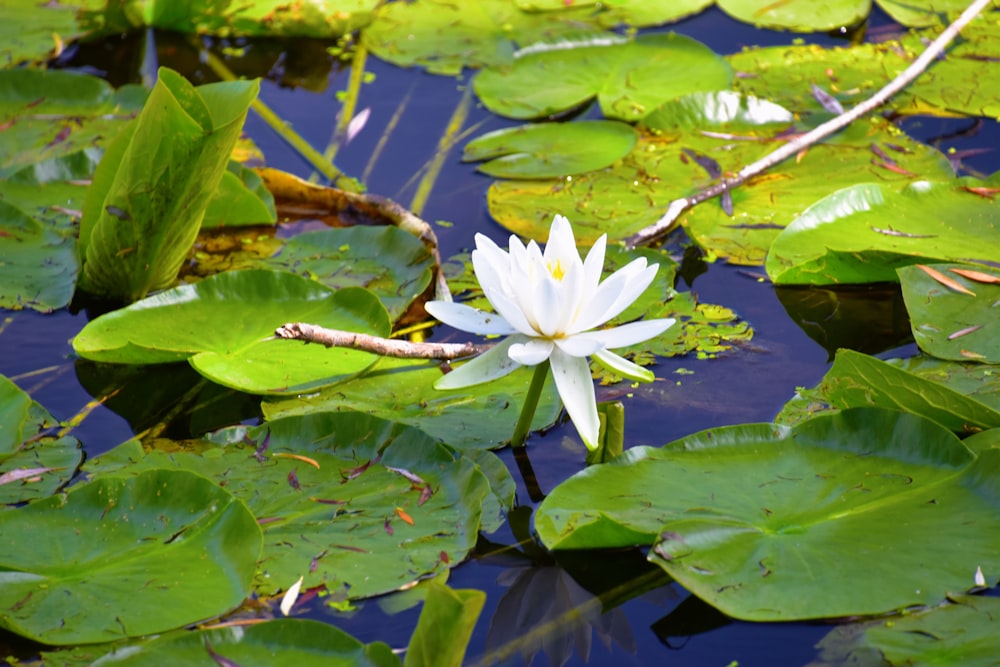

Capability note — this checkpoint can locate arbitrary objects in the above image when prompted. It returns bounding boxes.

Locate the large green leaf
[815,594,1000,667]
[257,226,434,323]
[0,469,261,645]
[0,375,81,505]
[72,269,391,395]
[0,0,103,66]
[766,181,1000,284]
[78,619,398,666]
[77,67,258,302]
[776,351,1000,432]
[515,0,713,28]
[474,32,731,121]
[463,120,638,179]
[262,355,562,450]
[84,412,495,600]
[536,408,1000,621]
[899,263,1000,363]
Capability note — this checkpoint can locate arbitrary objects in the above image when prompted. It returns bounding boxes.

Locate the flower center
[548,259,566,281]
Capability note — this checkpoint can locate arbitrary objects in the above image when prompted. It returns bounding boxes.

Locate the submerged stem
[510,361,550,448]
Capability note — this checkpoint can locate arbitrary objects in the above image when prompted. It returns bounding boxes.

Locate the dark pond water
[3,5,1000,665]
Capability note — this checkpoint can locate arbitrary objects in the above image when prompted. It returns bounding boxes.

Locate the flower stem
[510,361,550,448]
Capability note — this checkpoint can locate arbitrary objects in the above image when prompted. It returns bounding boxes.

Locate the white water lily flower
[425,214,675,449]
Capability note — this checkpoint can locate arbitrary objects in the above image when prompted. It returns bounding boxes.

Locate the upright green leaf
[405,583,485,667]
[78,67,259,302]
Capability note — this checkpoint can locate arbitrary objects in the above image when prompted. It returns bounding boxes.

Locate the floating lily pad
[85,412,496,600]
[899,263,1000,363]
[0,374,81,505]
[0,469,261,645]
[474,32,731,121]
[718,0,869,31]
[463,120,638,179]
[0,201,78,312]
[75,618,397,666]
[0,68,143,178]
[487,114,951,263]
[766,181,1000,284]
[775,349,1000,433]
[262,355,561,450]
[815,594,1000,667]
[72,269,391,395]
[362,0,603,75]
[259,226,434,323]
[536,407,1000,621]
[514,0,713,27]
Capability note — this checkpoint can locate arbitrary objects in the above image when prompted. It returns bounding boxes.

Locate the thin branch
[625,0,993,249]
[274,322,491,360]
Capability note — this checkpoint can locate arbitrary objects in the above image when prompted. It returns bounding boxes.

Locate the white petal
[473,249,538,336]
[424,301,518,335]
[576,261,659,332]
[593,348,655,383]
[280,576,304,616]
[530,274,564,337]
[508,338,554,365]
[483,285,540,337]
[434,337,523,389]
[554,335,605,358]
[550,348,599,450]
[581,318,676,350]
[580,234,607,293]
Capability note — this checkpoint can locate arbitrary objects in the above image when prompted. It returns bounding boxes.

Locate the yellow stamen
[549,259,565,281]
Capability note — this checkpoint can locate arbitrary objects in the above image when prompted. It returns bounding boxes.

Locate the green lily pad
[486,114,951,263]
[72,269,391,395]
[899,263,1000,363]
[0,200,78,312]
[0,68,142,178]
[78,67,258,302]
[474,32,731,121]
[536,407,1000,621]
[879,0,983,28]
[262,355,561,450]
[258,226,434,323]
[815,594,1000,667]
[76,618,397,666]
[766,181,1000,284]
[729,30,1000,119]
[361,0,603,75]
[463,120,638,179]
[0,0,102,66]
[85,411,496,600]
[776,351,1000,432]
[718,0,869,31]
[0,374,81,505]
[0,468,261,645]
[515,0,714,28]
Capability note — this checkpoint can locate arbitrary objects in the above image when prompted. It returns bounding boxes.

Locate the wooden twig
[274,322,490,360]
[625,0,993,249]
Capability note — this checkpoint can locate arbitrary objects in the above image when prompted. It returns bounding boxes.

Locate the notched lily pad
[537,407,1000,621]
[84,411,498,600]
[0,468,261,645]
[463,120,638,179]
[474,32,732,121]
[72,269,391,395]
